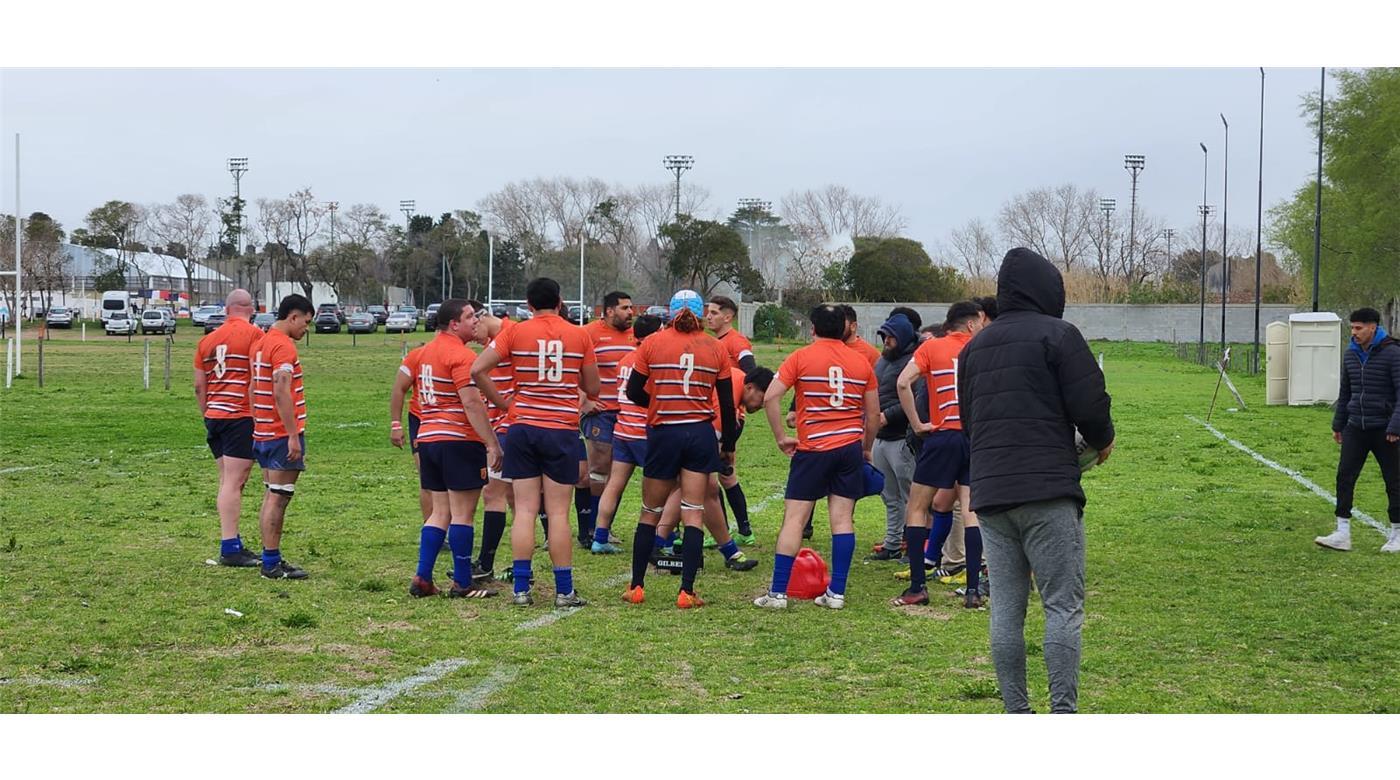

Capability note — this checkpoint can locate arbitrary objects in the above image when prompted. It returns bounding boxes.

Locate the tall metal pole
[487,233,494,305]
[1198,142,1209,356]
[1123,155,1145,285]
[1254,68,1266,371]
[1311,67,1325,312]
[579,230,586,320]
[13,133,21,374]
[662,155,694,224]
[1220,115,1229,351]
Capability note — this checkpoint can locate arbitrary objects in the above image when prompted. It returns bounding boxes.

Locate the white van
[101,290,130,323]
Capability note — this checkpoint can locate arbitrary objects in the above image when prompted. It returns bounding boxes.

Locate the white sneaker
[1381,532,1400,554]
[1314,530,1352,551]
[752,591,788,609]
[814,590,846,610]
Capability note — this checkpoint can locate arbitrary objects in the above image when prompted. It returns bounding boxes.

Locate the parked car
[514,306,532,321]
[491,303,509,318]
[203,313,227,334]
[254,312,276,332]
[385,311,416,334]
[192,305,221,326]
[317,302,346,324]
[566,305,592,324]
[140,309,177,335]
[105,311,137,336]
[396,305,419,322]
[644,304,672,323]
[347,312,377,334]
[367,305,389,324]
[424,303,442,330]
[313,311,342,333]
[45,307,74,329]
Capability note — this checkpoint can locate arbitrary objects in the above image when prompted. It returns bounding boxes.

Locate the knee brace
[679,501,704,512]
[266,482,296,499]
[641,503,665,516]
[589,471,609,484]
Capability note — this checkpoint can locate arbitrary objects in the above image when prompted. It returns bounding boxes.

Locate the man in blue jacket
[1315,307,1400,554]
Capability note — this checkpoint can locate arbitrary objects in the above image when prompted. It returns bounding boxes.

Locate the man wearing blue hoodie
[869,313,921,559]
[1316,307,1400,553]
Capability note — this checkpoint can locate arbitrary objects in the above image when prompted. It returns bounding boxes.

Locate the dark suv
[317,302,346,324]
[424,303,442,330]
[314,311,342,333]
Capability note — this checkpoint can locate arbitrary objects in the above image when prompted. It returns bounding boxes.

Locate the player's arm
[624,367,651,408]
[862,388,880,461]
[737,353,757,374]
[470,345,507,411]
[389,367,412,448]
[717,374,738,455]
[763,377,797,456]
[272,363,301,460]
[193,366,208,416]
[460,385,502,469]
[580,362,601,404]
[896,358,929,434]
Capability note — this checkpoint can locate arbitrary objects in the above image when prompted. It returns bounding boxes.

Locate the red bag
[787,548,831,600]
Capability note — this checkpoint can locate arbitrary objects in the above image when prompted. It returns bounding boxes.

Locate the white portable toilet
[1266,320,1290,405]
[1287,312,1343,406]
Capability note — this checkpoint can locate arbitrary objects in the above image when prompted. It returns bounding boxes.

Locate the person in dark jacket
[1315,307,1400,553]
[957,247,1114,714]
[869,313,920,559]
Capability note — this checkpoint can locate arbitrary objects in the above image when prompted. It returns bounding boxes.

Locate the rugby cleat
[734,531,756,546]
[408,576,440,598]
[554,591,588,608]
[890,588,929,607]
[814,590,846,610]
[591,540,624,554]
[1314,530,1352,551]
[866,547,904,561]
[894,565,934,581]
[260,560,308,580]
[938,569,968,586]
[448,583,497,599]
[964,590,985,610]
[676,590,705,609]
[724,553,759,571]
[752,591,788,609]
[218,548,263,568]
[622,585,645,604]
[471,563,496,583]
[511,591,534,606]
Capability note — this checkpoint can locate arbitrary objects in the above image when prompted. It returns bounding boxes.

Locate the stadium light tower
[1163,228,1176,270]
[739,198,776,304]
[1099,198,1116,279]
[1220,115,1230,352]
[327,201,339,250]
[662,155,694,223]
[1123,154,1145,285]
[1198,142,1209,357]
[227,157,248,289]
[399,200,416,303]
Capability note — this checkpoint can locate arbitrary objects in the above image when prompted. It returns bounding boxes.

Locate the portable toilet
[1266,320,1290,405]
[1287,312,1342,406]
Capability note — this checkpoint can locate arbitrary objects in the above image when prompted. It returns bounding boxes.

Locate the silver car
[140,309,176,335]
[105,311,137,335]
[45,307,74,329]
[385,311,416,333]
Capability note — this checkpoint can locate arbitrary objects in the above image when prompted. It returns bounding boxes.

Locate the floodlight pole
[1164,228,1176,270]
[1311,67,1325,312]
[1099,198,1115,295]
[1198,142,1210,358]
[400,200,415,305]
[662,155,694,223]
[1254,68,1265,372]
[227,157,248,291]
[1220,114,1229,351]
[1123,154,1145,285]
[487,233,494,305]
[12,133,20,374]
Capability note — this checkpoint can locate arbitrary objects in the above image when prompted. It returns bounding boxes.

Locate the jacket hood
[1350,326,1390,363]
[877,314,917,354]
[996,247,1065,318]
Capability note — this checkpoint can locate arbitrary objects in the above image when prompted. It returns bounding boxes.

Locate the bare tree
[283,188,325,301]
[780,185,905,241]
[997,188,1058,267]
[946,217,1001,279]
[147,194,214,304]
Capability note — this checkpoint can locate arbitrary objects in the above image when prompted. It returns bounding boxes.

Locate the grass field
[1,324,1397,714]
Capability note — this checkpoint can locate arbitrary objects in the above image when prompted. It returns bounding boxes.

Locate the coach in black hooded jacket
[955,247,1113,715]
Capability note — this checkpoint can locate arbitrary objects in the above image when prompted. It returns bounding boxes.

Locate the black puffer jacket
[1332,329,1400,435]
[874,314,919,440]
[957,248,1115,515]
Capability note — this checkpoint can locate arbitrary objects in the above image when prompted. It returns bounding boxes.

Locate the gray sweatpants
[979,498,1085,714]
[871,438,914,550]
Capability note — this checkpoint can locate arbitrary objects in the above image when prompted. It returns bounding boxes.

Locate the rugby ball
[1074,429,1099,473]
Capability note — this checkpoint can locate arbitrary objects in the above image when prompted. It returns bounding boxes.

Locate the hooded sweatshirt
[1333,325,1400,435]
[874,314,919,440]
[956,248,1115,515]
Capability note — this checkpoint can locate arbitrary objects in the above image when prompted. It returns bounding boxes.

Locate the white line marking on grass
[446,665,519,712]
[0,466,37,475]
[748,490,786,515]
[0,676,96,688]
[332,657,473,714]
[515,608,581,631]
[1188,415,1387,536]
[333,422,373,429]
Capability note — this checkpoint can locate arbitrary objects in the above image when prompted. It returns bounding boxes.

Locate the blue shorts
[644,421,721,479]
[785,441,863,501]
[582,410,618,445]
[575,436,587,462]
[613,436,648,467]
[253,435,306,472]
[205,417,253,460]
[913,429,970,489]
[503,424,581,485]
[418,440,488,492]
[408,413,421,454]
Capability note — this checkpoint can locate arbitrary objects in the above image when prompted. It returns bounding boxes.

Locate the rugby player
[705,295,757,544]
[578,291,636,548]
[622,290,738,608]
[754,304,880,609]
[193,289,262,567]
[389,342,432,525]
[590,313,661,554]
[471,278,600,607]
[841,305,881,366]
[249,294,315,579]
[466,302,515,581]
[893,301,985,608]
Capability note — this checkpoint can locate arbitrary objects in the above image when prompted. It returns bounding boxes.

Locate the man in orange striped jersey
[589,313,662,554]
[389,341,432,525]
[578,291,636,548]
[465,302,516,582]
[193,289,262,567]
[393,300,500,599]
[472,278,601,608]
[705,295,759,544]
[249,294,315,580]
[754,304,880,610]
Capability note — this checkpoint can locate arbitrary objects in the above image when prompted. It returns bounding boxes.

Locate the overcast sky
[0,68,1324,252]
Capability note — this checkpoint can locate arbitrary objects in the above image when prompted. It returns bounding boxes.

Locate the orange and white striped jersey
[251,328,306,441]
[613,351,648,442]
[711,365,747,435]
[494,310,596,431]
[716,328,754,367]
[401,332,482,444]
[846,335,881,367]
[399,345,426,419]
[911,330,971,431]
[632,327,731,428]
[194,316,262,419]
[777,337,876,452]
[583,319,636,413]
[485,318,516,434]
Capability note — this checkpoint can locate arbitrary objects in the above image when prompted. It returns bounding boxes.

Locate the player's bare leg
[624,476,676,603]
[592,459,635,554]
[816,494,856,609]
[217,455,254,549]
[753,498,817,608]
[258,467,306,579]
[446,488,492,598]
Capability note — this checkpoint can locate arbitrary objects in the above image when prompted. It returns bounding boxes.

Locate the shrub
[752,303,799,342]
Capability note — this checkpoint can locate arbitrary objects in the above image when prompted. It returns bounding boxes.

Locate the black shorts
[205,417,254,460]
[502,424,582,485]
[408,413,421,454]
[644,421,722,480]
[785,441,864,501]
[418,440,488,492]
[913,429,970,489]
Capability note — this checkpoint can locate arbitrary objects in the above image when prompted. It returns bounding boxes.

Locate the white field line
[446,665,519,713]
[331,657,473,714]
[0,466,37,475]
[333,422,373,429]
[1188,415,1387,536]
[0,676,96,688]
[514,607,581,631]
[748,490,786,516]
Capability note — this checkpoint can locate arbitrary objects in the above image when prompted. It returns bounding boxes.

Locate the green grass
[1,329,1397,713]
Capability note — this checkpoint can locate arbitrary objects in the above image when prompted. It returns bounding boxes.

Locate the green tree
[1270,68,1400,320]
[660,216,764,298]
[846,236,965,302]
[84,200,143,274]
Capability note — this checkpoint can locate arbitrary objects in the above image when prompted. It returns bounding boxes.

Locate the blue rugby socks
[829,533,855,595]
[417,526,447,581]
[593,525,611,545]
[262,548,281,570]
[221,536,243,557]
[554,566,574,596]
[927,511,954,566]
[448,524,474,589]
[771,553,795,595]
[718,539,740,560]
[512,559,532,594]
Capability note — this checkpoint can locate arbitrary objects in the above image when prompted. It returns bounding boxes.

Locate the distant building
[51,243,233,317]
